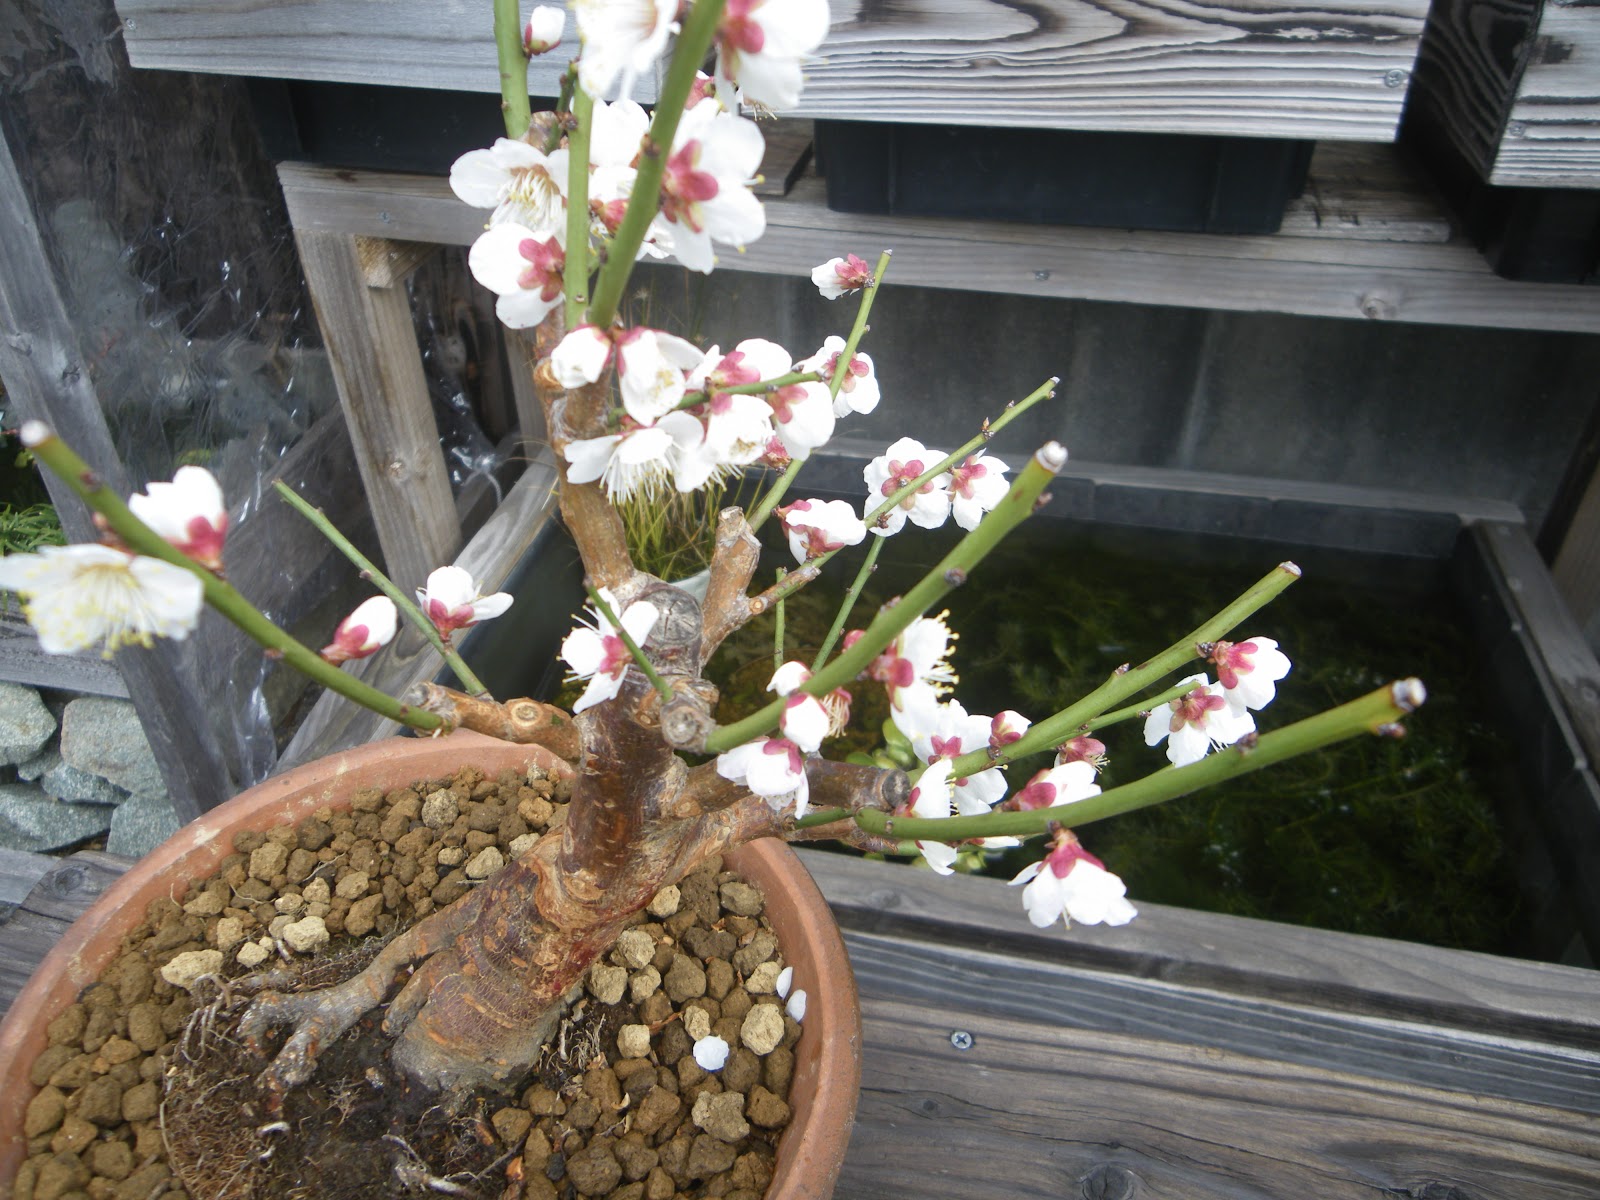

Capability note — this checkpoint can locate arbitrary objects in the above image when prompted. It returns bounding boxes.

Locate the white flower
[800,335,879,418]
[767,662,829,751]
[785,989,808,1022]
[1010,841,1136,929]
[1210,636,1292,713]
[417,566,513,635]
[947,452,1009,532]
[716,736,810,816]
[692,1035,730,1071]
[563,411,703,502]
[715,0,831,112]
[127,465,228,570]
[909,699,1006,813]
[990,710,1030,750]
[868,611,958,726]
[775,498,866,564]
[0,544,203,656]
[449,139,568,235]
[573,0,678,99]
[616,328,703,424]
[1143,674,1256,767]
[904,759,958,874]
[652,99,766,273]
[524,5,566,55]
[467,224,565,329]
[560,588,660,712]
[767,380,835,461]
[864,437,950,535]
[1010,761,1101,811]
[551,324,615,387]
[810,253,872,300]
[321,595,398,664]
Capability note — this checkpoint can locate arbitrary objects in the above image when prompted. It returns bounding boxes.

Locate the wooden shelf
[278,143,1600,335]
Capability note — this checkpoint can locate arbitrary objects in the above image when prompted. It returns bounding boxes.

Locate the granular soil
[13,762,801,1200]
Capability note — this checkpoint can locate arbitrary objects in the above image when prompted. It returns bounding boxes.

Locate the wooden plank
[1493,6,1600,187]
[1554,462,1600,640]
[275,160,1600,333]
[0,849,55,911]
[795,849,1600,1046]
[753,121,813,198]
[355,235,438,288]
[293,227,460,592]
[1278,142,1453,243]
[113,0,657,100]
[0,124,235,822]
[842,996,1600,1200]
[503,327,547,463]
[277,451,562,768]
[0,611,129,698]
[1,850,132,1021]
[797,0,1427,142]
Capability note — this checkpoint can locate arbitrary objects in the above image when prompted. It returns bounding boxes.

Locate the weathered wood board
[277,155,1600,333]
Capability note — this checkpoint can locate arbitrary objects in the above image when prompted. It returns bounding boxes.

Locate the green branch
[271,481,488,697]
[1083,678,1200,733]
[494,0,531,139]
[28,430,441,732]
[563,84,595,327]
[857,681,1426,842]
[811,534,882,671]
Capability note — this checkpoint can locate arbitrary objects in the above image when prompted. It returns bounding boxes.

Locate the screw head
[1383,68,1408,89]
[1508,122,1527,138]
[949,1030,973,1051]
[1033,269,1051,281]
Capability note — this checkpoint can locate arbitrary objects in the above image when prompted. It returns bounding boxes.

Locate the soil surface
[14,762,801,1200]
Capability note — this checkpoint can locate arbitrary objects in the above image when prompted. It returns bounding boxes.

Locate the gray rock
[27,750,131,806]
[60,698,163,797]
[0,684,57,766]
[105,792,180,858]
[0,783,113,853]
[15,748,54,782]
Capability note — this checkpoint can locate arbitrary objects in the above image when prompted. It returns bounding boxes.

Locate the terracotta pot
[0,731,860,1199]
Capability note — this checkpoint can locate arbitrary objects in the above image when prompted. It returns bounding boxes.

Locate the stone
[281,915,330,954]
[566,1142,622,1196]
[491,1106,532,1145]
[24,1087,66,1137]
[684,1007,712,1043]
[629,965,662,1003]
[617,1024,653,1060]
[0,784,112,852]
[159,950,222,992]
[421,788,458,829]
[334,870,369,899]
[612,928,656,969]
[647,885,680,918]
[236,941,271,968]
[745,1086,790,1129]
[663,955,707,1003]
[59,698,162,797]
[344,893,385,937]
[105,792,180,858]
[42,756,129,806]
[686,1133,738,1179]
[718,881,763,917]
[464,845,504,879]
[745,962,781,995]
[740,1005,784,1056]
[589,963,627,1005]
[630,1087,681,1137]
[0,683,55,765]
[250,842,289,882]
[76,1075,125,1126]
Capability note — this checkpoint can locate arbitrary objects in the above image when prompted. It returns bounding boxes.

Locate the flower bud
[524,5,565,56]
[321,596,398,664]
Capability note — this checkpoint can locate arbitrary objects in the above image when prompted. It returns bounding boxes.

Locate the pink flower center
[719,0,766,54]
[1056,735,1107,766]
[178,514,228,568]
[661,141,719,232]
[834,254,872,290]
[949,456,987,499]
[1015,773,1057,811]
[599,633,633,679]
[769,383,804,424]
[1212,640,1258,691]
[928,734,962,761]
[762,737,803,774]
[516,236,565,299]
[819,350,868,393]
[1169,687,1226,734]
[1046,842,1102,879]
[880,458,931,506]
[427,597,477,635]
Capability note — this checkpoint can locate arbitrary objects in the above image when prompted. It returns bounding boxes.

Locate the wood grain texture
[112,0,657,99]
[277,452,561,768]
[293,228,460,591]
[797,849,1600,1046]
[0,851,131,1019]
[275,157,1600,333]
[1493,6,1600,186]
[1406,0,1535,180]
[0,611,129,698]
[797,0,1427,141]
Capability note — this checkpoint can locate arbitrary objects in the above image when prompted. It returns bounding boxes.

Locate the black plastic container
[814,120,1315,235]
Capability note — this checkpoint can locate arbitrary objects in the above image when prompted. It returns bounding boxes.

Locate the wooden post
[0,126,234,822]
[293,229,460,591]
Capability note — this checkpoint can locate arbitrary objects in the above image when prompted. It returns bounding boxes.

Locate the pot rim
[0,730,860,1200]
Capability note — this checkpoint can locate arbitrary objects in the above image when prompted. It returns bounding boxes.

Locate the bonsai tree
[1,0,1425,1108]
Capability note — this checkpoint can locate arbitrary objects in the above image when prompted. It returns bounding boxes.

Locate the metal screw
[124,17,136,31]
[379,210,393,224]
[1508,122,1527,138]
[1034,269,1051,281]
[948,1030,973,1051]
[1383,69,1408,89]
[386,459,406,478]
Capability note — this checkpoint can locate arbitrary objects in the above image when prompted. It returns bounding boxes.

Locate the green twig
[493,0,532,139]
[855,681,1426,842]
[541,66,578,153]
[773,569,787,673]
[271,481,489,697]
[563,84,595,327]
[27,430,441,732]
[674,370,824,412]
[1082,678,1201,733]
[811,535,882,671]
[586,585,672,701]
[705,444,1065,753]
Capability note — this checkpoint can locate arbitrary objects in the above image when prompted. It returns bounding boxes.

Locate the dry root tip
[1376,721,1408,739]
[1035,441,1069,472]
[19,420,52,447]
[1392,677,1427,712]
[1279,561,1303,578]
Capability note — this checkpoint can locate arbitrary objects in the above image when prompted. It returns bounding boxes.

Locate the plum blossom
[127,465,228,570]
[0,544,203,656]
[868,611,958,730]
[716,736,809,816]
[550,324,703,424]
[767,378,834,460]
[524,5,566,55]
[563,413,703,502]
[714,0,831,112]
[776,498,866,564]
[450,139,568,235]
[811,254,873,300]
[947,452,1010,532]
[1209,636,1292,714]
[572,0,678,99]
[768,661,829,752]
[902,759,959,874]
[800,335,879,418]
[560,588,661,713]
[1010,761,1101,811]
[864,437,951,535]
[321,596,397,665]
[417,566,513,636]
[680,340,782,484]
[1143,674,1256,767]
[652,99,766,273]
[1056,735,1107,770]
[990,710,1030,750]
[1010,835,1136,929]
[584,99,651,241]
[698,338,833,460]
[467,225,564,329]
[909,699,1007,812]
